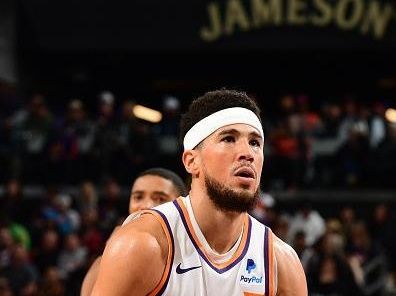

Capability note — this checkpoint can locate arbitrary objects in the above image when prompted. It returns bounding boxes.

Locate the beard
[205,174,259,213]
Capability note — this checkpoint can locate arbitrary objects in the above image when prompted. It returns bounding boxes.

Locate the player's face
[129,175,178,214]
[200,123,264,198]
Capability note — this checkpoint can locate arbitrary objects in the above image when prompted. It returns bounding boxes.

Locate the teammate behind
[81,168,187,296]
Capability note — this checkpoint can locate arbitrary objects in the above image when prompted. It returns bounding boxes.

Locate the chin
[235,185,251,192]
[235,182,256,192]
[206,175,259,213]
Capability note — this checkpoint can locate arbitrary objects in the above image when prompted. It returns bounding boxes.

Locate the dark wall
[18,0,396,52]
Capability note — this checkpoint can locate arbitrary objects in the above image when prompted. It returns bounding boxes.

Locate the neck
[189,184,246,254]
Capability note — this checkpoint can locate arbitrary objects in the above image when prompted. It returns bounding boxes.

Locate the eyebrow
[217,128,263,140]
[131,190,169,196]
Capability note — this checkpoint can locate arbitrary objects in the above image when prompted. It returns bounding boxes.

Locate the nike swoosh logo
[176,263,202,274]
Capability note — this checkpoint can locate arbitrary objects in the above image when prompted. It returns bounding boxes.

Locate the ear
[182,150,200,176]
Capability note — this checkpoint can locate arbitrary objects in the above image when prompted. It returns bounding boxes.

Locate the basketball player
[81,168,187,296]
[91,90,307,295]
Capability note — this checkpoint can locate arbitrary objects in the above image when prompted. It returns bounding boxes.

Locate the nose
[237,139,254,162]
[139,199,155,211]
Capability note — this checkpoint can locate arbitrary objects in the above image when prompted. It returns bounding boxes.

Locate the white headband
[183,107,264,150]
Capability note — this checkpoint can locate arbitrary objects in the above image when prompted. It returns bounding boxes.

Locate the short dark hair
[137,168,188,196]
[180,89,261,145]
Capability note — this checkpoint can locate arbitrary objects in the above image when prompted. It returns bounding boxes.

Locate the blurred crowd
[262,94,396,190]
[252,194,396,296]
[1,89,396,295]
[0,179,395,295]
[1,90,396,189]
[0,178,129,295]
[0,91,177,186]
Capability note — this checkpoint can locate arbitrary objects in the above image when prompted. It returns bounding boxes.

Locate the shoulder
[273,233,298,260]
[81,257,102,296]
[107,216,166,261]
[123,200,178,226]
[272,233,308,296]
[91,213,169,296]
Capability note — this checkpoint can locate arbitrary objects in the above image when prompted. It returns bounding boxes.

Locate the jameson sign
[21,0,396,51]
[200,0,395,41]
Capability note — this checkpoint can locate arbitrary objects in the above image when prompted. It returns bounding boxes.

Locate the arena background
[1,0,396,295]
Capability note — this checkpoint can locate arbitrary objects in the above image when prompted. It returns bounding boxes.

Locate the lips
[234,166,255,179]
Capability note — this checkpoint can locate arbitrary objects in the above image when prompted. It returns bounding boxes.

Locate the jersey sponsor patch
[240,258,263,286]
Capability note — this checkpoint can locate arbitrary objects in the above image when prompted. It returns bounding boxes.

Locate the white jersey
[132,196,277,296]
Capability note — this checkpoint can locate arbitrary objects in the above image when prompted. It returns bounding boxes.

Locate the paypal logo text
[240,275,263,284]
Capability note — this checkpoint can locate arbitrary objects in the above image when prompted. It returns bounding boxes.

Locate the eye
[250,139,261,147]
[152,194,169,204]
[132,194,143,201]
[222,135,235,143]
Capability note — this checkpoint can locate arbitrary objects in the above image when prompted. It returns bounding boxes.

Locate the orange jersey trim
[140,209,174,296]
[268,228,275,296]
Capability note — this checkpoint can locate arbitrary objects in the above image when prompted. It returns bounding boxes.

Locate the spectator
[92,91,119,180]
[113,100,138,181]
[292,230,314,271]
[154,96,182,172]
[33,229,60,275]
[370,123,396,187]
[250,192,277,228]
[0,227,14,270]
[12,94,54,183]
[347,221,388,296]
[0,178,26,224]
[41,193,80,236]
[57,233,87,280]
[76,181,98,213]
[338,98,359,144]
[316,102,342,138]
[37,266,65,296]
[0,277,13,296]
[0,215,31,251]
[306,233,360,295]
[81,208,104,258]
[288,202,326,247]
[272,214,290,243]
[98,179,123,237]
[369,102,386,149]
[368,203,395,254]
[339,205,357,239]
[335,124,370,187]
[1,244,38,296]
[50,99,96,184]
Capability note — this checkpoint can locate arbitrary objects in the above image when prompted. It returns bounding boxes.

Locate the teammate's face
[129,175,179,214]
[199,124,264,211]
